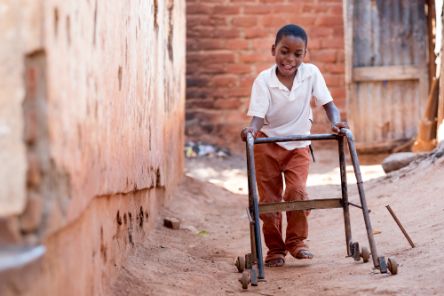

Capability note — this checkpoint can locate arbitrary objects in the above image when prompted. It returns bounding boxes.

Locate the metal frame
[245,129,381,280]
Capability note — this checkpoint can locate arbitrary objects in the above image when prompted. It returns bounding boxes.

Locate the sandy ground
[111,148,444,296]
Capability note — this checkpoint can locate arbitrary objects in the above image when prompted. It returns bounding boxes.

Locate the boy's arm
[322,101,348,133]
[240,116,264,141]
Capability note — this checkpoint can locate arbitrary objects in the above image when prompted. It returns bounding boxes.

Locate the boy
[240,24,347,267]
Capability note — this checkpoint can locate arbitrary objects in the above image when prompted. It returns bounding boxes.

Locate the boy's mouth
[280,64,296,72]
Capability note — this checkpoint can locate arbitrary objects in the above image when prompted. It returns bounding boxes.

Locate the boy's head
[272,24,308,78]
[274,24,308,47]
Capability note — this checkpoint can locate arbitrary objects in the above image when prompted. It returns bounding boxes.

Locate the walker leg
[338,137,352,256]
[246,134,265,279]
[343,130,380,269]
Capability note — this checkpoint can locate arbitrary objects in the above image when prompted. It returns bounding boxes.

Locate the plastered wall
[0,0,185,294]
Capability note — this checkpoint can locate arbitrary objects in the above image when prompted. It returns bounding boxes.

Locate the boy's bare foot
[291,248,314,260]
[265,258,285,267]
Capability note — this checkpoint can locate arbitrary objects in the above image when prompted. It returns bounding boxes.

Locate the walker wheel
[351,242,361,261]
[235,256,245,273]
[378,256,388,273]
[250,267,258,286]
[361,247,370,263]
[387,257,398,275]
[245,253,253,269]
[239,271,250,289]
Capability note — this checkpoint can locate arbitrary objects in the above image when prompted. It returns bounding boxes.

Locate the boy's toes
[265,258,285,267]
[292,249,314,260]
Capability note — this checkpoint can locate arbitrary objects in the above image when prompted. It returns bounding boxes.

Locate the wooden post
[438,6,444,143]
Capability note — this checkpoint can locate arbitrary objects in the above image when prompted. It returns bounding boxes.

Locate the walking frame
[236,128,398,290]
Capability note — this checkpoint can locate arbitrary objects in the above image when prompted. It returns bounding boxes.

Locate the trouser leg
[254,138,286,260]
[282,147,310,252]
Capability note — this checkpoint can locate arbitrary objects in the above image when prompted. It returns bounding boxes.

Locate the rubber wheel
[240,271,250,289]
[387,257,398,275]
[351,242,361,261]
[235,256,245,273]
[361,247,370,263]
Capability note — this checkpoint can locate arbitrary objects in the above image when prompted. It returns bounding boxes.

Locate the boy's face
[272,35,306,78]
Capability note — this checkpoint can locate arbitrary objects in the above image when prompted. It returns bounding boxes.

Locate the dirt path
[111,150,444,296]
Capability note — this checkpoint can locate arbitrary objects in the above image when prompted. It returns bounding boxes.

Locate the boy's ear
[271,44,276,56]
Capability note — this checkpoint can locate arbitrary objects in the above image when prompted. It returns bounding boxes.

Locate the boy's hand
[240,127,258,141]
[331,122,349,134]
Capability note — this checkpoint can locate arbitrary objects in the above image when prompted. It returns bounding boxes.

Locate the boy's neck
[276,68,297,91]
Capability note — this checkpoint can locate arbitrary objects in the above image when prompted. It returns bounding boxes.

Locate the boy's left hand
[331,122,349,134]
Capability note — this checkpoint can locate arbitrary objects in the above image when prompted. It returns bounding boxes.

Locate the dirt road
[111,149,444,295]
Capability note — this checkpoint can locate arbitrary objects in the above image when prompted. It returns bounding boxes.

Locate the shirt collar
[269,63,311,90]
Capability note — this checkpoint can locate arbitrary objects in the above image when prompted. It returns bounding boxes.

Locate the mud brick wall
[186,0,346,152]
[0,0,185,295]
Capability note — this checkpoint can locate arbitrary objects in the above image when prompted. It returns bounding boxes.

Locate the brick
[260,16,287,27]
[213,5,240,15]
[324,74,343,87]
[218,28,242,38]
[302,4,329,13]
[330,87,346,100]
[337,49,345,62]
[329,4,344,15]
[214,98,244,109]
[239,53,268,64]
[232,16,257,27]
[186,99,215,109]
[259,0,283,3]
[324,63,345,74]
[187,4,212,15]
[210,75,238,87]
[244,5,271,14]
[187,77,209,87]
[310,49,337,63]
[252,38,274,50]
[308,27,334,38]
[272,4,302,13]
[308,39,321,50]
[244,28,272,39]
[320,38,344,49]
[226,64,253,74]
[315,16,343,27]
[239,75,255,87]
[214,87,251,97]
[225,39,250,50]
[163,217,180,229]
[256,62,274,72]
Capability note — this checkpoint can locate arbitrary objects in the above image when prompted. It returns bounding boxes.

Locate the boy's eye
[280,50,288,54]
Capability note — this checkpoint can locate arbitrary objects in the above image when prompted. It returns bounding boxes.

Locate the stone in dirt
[163,217,181,230]
[381,152,426,173]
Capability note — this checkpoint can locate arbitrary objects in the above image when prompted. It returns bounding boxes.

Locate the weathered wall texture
[186,0,345,152]
[0,0,185,294]
[0,0,28,216]
[439,11,444,143]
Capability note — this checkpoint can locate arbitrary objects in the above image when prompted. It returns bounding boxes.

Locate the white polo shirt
[247,63,333,150]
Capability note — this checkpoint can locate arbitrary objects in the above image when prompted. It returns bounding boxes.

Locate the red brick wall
[186,0,345,152]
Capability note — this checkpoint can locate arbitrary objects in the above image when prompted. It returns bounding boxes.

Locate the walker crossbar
[239,128,396,288]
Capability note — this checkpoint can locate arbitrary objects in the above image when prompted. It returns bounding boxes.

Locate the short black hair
[274,24,308,47]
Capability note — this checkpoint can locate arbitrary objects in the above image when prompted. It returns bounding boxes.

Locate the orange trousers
[254,133,310,262]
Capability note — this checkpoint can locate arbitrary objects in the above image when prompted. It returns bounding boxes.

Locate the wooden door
[344,0,429,152]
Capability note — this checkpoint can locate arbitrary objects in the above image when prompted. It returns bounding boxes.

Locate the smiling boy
[240,24,347,267]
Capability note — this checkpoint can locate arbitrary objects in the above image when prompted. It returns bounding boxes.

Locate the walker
[236,128,398,289]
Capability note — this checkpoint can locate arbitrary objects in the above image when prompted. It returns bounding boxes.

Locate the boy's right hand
[240,127,258,141]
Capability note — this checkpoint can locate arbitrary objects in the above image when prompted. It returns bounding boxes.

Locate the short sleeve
[312,66,333,106]
[247,77,270,118]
